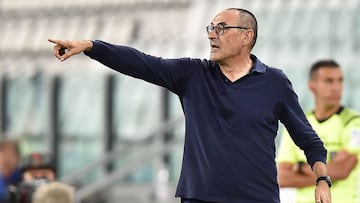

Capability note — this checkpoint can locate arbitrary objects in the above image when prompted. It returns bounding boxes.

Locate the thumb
[59,46,83,61]
[59,49,73,61]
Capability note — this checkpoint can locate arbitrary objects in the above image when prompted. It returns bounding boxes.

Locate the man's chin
[210,55,219,62]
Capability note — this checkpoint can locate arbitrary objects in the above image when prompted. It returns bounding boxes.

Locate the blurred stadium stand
[1,0,360,202]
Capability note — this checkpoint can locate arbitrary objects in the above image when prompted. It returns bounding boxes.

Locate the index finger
[48,38,69,48]
[48,38,61,44]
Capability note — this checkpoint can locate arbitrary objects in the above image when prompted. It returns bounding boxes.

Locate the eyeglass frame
[206,22,250,36]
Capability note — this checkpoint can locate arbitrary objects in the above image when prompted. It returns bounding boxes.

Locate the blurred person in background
[277,60,360,203]
[7,152,58,203]
[48,8,331,203]
[0,138,22,202]
[32,181,75,203]
[20,152,56,183]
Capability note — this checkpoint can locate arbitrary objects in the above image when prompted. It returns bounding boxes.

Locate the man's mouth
[211,44,220,49]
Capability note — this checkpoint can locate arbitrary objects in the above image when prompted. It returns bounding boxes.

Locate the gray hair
[32,182,75,203]
[227,8,258,48]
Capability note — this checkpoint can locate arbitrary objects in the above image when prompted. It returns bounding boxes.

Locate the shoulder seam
[344,115,360,127]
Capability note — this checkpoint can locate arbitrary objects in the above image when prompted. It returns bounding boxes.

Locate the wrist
[316,176,332,188]
[84,40,93,52]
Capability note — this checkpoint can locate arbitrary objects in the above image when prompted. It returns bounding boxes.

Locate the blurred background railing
[1,0,360,202]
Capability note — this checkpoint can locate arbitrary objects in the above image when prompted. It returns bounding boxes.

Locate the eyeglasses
[206,22,249,36]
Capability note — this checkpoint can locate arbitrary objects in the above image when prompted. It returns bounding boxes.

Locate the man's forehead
[316,67,343,78]
[318,67,342,74]
[211,10,239,24]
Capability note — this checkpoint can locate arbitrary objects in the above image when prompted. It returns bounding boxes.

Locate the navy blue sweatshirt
[85,40,327,203]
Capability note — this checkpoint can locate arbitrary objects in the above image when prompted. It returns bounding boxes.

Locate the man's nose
[208,29,218,39]
[333,81,342,90]
[34,172,44,178]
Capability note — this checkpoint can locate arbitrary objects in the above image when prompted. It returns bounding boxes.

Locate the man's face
[309,67,343,108]
[208,10,248,63]
[0,144,19,177]
[23,169,56,182]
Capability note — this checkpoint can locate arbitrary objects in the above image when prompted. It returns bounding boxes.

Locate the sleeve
[341,117,360,153]
[277,71,327,167]
[277,128,301,163]
[84,40,201,95]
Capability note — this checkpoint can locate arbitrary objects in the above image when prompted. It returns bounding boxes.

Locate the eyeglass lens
[206,24,225,35]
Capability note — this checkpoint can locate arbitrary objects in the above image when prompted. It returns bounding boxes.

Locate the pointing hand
[48,39,93,61]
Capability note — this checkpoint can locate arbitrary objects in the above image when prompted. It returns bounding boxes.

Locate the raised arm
[48,39,203,95]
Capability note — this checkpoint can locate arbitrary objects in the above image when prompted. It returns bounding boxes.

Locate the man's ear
[244,29,254,46]
[308,80,315,93]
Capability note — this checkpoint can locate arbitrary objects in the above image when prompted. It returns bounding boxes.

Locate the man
[49,8,331,203]
[20,152,56,182]
[7,152,57,203]
[277,60,360,203]
[0,138,22,202]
